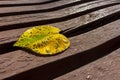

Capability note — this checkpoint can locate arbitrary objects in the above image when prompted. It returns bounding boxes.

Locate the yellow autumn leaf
[14,25,70,55]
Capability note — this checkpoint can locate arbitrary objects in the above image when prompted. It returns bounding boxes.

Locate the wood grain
[0,0,120,80]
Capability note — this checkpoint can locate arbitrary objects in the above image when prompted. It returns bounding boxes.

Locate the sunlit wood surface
[0,0,120,80]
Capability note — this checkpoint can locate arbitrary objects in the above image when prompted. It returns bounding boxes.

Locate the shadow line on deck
[0,11,119,55]
[0,0,61,7]
[4,35,120,80]
[62,11,120,37]
[0,0,96,17]
[0,3,119,31]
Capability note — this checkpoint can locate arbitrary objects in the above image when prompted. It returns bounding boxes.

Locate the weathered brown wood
[1,20,120,80]
[0,0,119,39]
[0,0,120,80]
[0,1,118,26]
[55,48,120,80]
[0,0,51,4]
[0,2,119,47]
[0,0,77,13]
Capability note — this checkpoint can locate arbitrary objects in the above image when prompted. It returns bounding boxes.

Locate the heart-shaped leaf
[14,25,70,55]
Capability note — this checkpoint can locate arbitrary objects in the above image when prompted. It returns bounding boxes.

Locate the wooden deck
[0,0,120,80]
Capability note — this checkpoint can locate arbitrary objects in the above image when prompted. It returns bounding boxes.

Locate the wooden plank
[0,0,120,79]
[1,20,120,80]
[0,0,52,4]
[0,1,116,26]
[0,0,88,13]
[55,48,120,80]
[0,3,120,44]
